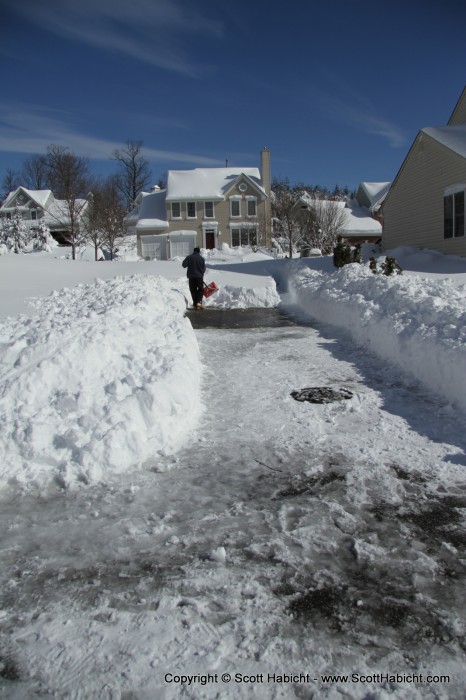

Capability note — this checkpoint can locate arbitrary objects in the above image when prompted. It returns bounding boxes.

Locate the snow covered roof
[358,182,391,211]
[0,187,88,227]
[166,167,264,201]
[422,124,466,159]
[45,198,87,221]
[136,188,168,230]
[343,199,382,235]
[297,194,381,237]
[2,187,53,209]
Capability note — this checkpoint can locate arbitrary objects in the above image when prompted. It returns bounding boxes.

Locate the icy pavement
[1,311,465,699]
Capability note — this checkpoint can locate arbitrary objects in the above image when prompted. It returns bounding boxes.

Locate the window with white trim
[230,199,241,217]
[231,226,257,247]
[246,197,257,217]
[171,202,181,219]
[187,202,196,219]
[31,210,37,220]
[444,190,465,239]
[204,201,214,218]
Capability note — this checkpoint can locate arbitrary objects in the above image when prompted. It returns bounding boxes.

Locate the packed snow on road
[0,242,465,699]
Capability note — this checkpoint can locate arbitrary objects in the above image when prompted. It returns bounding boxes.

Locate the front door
[205,229,215,249]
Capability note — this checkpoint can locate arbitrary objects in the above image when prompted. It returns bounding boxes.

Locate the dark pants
[188,277,204,306]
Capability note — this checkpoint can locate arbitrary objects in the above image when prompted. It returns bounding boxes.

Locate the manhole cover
[291,387,353,403]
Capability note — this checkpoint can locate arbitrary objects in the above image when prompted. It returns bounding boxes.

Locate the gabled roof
[357,182,391,211]
[166,167,264,201]
[0,187,87,227]
[2,187,53,209]
[448,85,466,125]
[135,188,168,230]
[422,124,466,159]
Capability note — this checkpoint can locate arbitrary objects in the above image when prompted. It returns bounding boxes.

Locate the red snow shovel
[203,282,219,298]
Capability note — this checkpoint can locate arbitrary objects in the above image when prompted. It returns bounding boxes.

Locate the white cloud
[308,85,408,149]
[3,0,224,77]
[0,102,223,166]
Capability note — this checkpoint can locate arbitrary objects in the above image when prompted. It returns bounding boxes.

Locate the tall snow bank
[204,278,280,308]
[287,264,466,412]
[0,275,201,491]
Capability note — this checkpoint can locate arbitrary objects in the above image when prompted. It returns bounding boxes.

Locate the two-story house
[128,148,272,260]
[0,187,88,244]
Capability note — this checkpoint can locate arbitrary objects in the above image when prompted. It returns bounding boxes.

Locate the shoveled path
[0,308,465,699]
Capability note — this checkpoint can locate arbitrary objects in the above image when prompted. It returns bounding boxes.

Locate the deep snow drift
[0,275,201,491]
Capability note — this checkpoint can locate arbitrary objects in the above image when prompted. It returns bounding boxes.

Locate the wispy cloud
[307,84,408,149]
[0,102,223,166]
[3,0,224,77]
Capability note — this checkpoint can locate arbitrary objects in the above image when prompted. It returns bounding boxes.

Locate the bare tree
[271,178,301,258]
[1,169,20,203]
[297,195,347,254]
[155,172,167,190]
[84,190,104,261]
[87,176,127,261]
[102,205,127,261]
[44,144,93,260]
[112,140,152,211]
[21,154,49,190]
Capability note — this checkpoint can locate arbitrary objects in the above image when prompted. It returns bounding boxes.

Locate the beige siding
[383,133,466,257]
[165,179,268,248]
[448,87,466,125]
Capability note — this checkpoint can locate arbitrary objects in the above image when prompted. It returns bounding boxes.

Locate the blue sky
[1,0,465,192]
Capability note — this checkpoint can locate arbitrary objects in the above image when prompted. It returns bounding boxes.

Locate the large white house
[125,149,272,260]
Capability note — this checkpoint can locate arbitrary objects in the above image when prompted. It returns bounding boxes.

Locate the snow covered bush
[369,255,403,276]
[32,220,57,252]
[333,236,361,268]
[4,208,30,254]
[381,256,403,276]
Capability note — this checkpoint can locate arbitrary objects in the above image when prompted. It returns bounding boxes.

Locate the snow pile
[0,274,201,491]
[286,262,466,412]
[204,276,280,308]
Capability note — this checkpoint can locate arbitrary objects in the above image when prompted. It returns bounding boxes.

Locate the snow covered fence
[287,264,466,413]
[0,274,202,491]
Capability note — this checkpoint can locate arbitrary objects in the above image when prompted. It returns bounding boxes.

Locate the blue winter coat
[182,252,206,278]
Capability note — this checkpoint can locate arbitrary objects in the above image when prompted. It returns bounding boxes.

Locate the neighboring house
[126,149,272,260]
[294,193,382,245]
[0,187,88,244]
[382,86,466,257]
[354,182,391,223]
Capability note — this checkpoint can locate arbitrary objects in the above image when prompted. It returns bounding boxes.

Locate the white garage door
[141,237,162,260]
[171,240,191,257]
